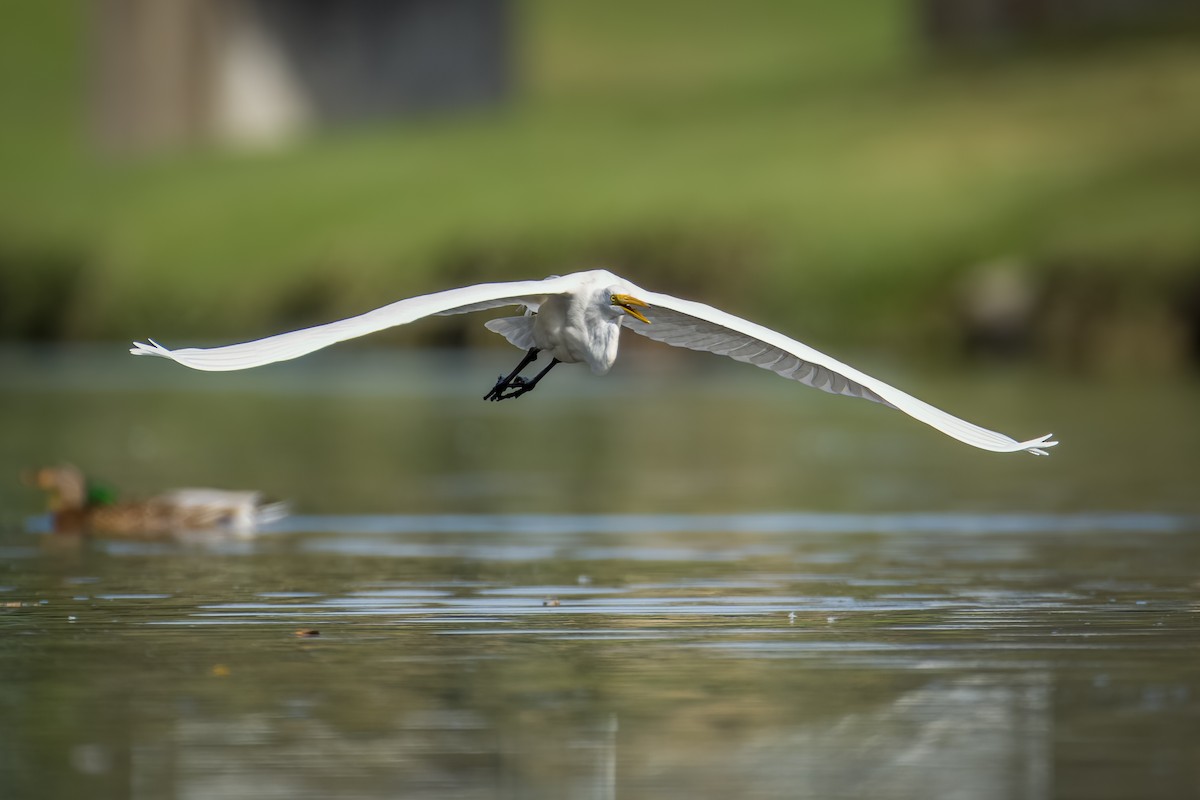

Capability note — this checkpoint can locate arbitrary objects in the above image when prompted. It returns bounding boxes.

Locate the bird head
[610,293,651,325]
[22,464,88,511]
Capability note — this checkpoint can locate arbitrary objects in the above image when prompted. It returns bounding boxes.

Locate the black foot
[485,377,532,402]
[483,353,560,402]
[484,348,541,401]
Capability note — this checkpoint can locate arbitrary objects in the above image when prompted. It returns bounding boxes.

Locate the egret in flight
[131,269,1056,455]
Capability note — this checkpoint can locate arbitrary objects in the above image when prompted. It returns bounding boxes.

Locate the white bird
[131,269,1057,455]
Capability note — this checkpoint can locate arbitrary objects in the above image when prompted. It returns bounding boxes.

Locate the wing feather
[130,276,577,372]
[483,316,539,350]
[629,290,1056,455]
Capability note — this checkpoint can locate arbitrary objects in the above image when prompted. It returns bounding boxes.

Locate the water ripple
[273,511,1199,536]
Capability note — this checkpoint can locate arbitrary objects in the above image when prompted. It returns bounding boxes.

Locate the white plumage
[131,269,1057,455]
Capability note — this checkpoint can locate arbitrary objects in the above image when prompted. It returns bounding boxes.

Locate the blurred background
[4,6,1200,799]
[2,0,1198,363]
[4,0,1200,514]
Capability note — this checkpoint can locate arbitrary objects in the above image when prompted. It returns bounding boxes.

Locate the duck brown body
[26,465,285,536]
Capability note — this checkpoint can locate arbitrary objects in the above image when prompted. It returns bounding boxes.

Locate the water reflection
[3,511,1199,799]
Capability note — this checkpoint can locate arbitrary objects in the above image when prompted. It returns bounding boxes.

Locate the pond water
[2,345,1199,799]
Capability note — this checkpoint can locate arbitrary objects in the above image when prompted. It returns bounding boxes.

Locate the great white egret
[131,269,1057,455]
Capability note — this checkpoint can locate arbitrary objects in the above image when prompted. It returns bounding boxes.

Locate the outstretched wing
[628,289,1057,455]
[130,275,579,372]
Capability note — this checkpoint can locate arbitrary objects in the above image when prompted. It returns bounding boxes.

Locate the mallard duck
[24,464,288,536]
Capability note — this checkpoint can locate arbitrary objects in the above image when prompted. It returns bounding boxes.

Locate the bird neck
[581,306,623,376]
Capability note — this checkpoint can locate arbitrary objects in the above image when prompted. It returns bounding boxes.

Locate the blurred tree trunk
[91,0,512,154]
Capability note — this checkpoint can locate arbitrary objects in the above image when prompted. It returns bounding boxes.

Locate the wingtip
[1025,433,1058,456]
[129,338,170,358]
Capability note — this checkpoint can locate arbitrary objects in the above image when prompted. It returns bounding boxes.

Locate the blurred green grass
[0,1,1198,350]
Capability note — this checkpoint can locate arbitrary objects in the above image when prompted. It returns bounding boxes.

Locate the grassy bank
[1,2,1198,366]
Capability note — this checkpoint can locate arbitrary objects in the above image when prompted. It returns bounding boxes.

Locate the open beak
[612,294,651,325]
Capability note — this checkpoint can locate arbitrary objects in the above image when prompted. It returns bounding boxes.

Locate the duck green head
[86,481,119,507]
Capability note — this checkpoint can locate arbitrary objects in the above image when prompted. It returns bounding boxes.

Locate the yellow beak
[612,294,651,325]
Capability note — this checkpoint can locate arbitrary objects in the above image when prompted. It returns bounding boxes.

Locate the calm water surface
[2,346,1199,799]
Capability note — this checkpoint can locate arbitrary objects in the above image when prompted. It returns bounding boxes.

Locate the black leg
[484,348,540,401]
[493,358,560,401]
